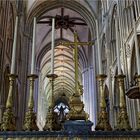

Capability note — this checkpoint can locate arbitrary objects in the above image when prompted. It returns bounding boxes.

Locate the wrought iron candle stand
[43,74,58,131]
[1,74,17,131]
[115,74,131,130]
[23,74,38,131]
[95,74,112,131]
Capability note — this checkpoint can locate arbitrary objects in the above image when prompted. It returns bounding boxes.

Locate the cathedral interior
[0,0,140,139]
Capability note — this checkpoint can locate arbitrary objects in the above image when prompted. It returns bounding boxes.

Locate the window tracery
[54,102,69,123]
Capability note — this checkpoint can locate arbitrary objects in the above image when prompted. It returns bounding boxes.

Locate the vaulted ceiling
[35,7,90,103]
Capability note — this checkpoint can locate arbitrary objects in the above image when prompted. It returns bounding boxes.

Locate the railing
[0,131,140,140]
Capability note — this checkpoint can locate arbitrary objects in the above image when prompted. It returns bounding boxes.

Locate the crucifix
[61,31,93,95]
[38,11,92,119]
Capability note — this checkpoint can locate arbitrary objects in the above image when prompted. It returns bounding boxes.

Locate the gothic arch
[26,0,97,86]
[26,0,96,38]
[109,4,117,64]
[26,0,96,75]
[108,1,116,27]
[26,1,98,129]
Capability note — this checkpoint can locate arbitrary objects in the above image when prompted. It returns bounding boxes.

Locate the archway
[26,0,97,130]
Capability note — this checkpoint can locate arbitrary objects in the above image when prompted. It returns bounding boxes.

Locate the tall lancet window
[132,0,139,21]
[110,6,117,65]
[54,102,69,123]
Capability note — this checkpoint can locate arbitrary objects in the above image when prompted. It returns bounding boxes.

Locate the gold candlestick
[95,74,112,131]
[23,74,38,131]
[1,74,17,131]
[115,74,131,130]
[43,74,58,131]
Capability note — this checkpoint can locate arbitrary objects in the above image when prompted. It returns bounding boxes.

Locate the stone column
[82,68,89,113]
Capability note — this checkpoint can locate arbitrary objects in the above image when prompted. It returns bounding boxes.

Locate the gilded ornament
[23,74,38,131]
[1,74,17,131]
[115,74,131,130]
[43,74,59,131]
[95,74,112,131]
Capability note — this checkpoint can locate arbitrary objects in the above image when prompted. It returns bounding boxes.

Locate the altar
[0,131,140,140]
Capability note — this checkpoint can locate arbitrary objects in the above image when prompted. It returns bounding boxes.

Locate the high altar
[1,0,140,139]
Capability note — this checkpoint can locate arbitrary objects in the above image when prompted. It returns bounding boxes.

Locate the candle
[95,20,103,74]
[133,19,140,75]
[115,17,121,75]
[50,18,55,74]
[11,16,18,74]
[31,17,36,74]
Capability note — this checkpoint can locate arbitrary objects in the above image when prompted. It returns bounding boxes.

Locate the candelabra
[43,74,58,131]
[23,74,38,131]
[115,74,131,130]
[1,74,17,131]
[95,74,112,131]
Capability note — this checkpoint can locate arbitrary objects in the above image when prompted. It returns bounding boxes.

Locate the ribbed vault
[40,44,82,101]
[35,7,92,104]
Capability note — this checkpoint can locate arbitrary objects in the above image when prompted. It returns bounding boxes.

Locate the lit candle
[11,16,18,74]
[95,20,103,74]
[50,18,55,74]
[31,17,36,74]
[115,16,121,75]
[133,19,140,75]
